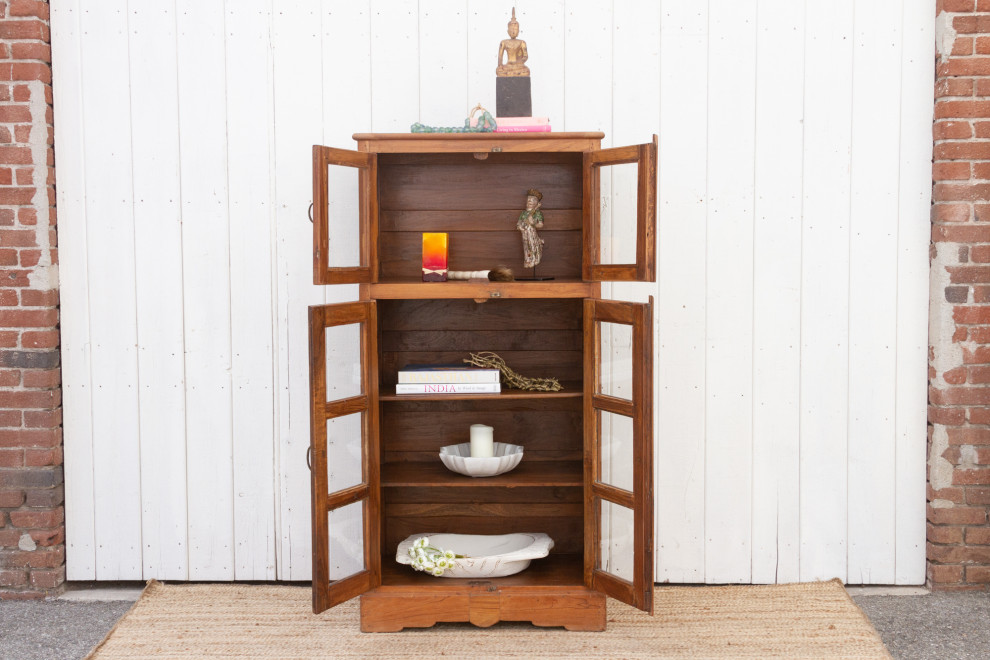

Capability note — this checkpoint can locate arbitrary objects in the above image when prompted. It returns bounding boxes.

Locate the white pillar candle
[469,424,494,458]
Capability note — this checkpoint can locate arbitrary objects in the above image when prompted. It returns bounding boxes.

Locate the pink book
[494,125,552,133]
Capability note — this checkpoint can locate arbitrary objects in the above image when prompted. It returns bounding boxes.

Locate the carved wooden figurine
[517,189,544,269]
[496,8,530,77]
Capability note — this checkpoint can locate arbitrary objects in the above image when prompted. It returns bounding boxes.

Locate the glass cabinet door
[312,145,378,285]
[583,297,654,613]
[582,136,657,282]
[309,301,380,613]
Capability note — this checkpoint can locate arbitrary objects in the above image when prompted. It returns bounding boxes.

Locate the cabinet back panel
[378,153,583,279]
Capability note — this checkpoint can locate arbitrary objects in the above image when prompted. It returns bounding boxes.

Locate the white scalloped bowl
[439,442,523,477]
[396,532,554,578]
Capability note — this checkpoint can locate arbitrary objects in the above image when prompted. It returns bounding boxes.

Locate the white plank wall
[52,0,934,584]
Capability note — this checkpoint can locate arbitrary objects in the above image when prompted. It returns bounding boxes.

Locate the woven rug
[86,579,890,659]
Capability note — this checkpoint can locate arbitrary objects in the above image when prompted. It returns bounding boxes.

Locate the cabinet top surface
[351,132,605,153]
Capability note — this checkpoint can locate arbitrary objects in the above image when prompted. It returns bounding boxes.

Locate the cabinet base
[359,586,606,632]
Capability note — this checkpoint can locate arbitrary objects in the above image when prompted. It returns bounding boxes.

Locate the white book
[397,366,501,384]
[395,382,501,394]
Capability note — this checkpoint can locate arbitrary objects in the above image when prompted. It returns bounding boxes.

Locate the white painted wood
[175,0,235,580]
[751,0,804,585]
[895,0,935,586]
[799,0,856,583]
[52,0,934,585]
[225,0,278,581]
[50,1,96,581]
[847,0,902,585]
[273,0,326,581]
[127,0,189,580]
[370,0,419,131]
[77,3,144,580]
[655,0,709,583]
[704,0,757,585]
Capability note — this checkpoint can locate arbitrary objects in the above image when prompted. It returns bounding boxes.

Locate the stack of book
[494,117,551,133]
[395,364,501,394]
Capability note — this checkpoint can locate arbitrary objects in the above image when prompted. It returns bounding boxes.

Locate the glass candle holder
[422,232,448,282]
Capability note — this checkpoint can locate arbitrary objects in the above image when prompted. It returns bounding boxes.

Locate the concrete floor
[0,584,988,659]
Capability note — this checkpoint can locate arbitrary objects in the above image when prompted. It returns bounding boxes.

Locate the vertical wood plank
[370,0,419,131]
[419,0,469,127]
[175,0,235,580]
[562,0,612,137]
[895,0,934,586]
[466,1,508,115]
[846,0,902,585]
[800,0,855,582]
[225,0,278,580]
[79,2,143,580]
[128,0,189,580]
[273,0,325,581]
[704,0,757,584]
[655,0,708,583]
[50,0,96,581]
[751,0,804,585]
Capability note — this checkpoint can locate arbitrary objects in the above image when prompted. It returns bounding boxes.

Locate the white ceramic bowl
[439,442,523,477]
[396,532,554,578]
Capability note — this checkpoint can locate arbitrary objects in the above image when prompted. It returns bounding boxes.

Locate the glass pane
[597,161,638,265]
[327,412,363,491]
[598,321,633,399]
[326,164,361,268]
[328,499,365,581]
[598,499,635,583]
[325,322,363,400]
[598,410,634,492]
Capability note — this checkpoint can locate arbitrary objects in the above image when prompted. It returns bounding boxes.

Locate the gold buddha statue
[496,8,530,77]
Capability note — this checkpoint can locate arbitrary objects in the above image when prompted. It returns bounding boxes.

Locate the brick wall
[0,0,63,599]
[930,0,990,591]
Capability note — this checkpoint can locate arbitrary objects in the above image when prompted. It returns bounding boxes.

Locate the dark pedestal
[496,77,532,118]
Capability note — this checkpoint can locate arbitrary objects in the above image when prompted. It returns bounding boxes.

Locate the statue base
[496,77,532,118]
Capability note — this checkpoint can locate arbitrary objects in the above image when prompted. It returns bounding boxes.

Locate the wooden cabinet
[309,132,656,631]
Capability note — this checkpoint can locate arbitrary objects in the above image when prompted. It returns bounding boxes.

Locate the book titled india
[396,382,502,395]
[397,364,501,384]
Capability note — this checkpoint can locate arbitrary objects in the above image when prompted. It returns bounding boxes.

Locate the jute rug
[86,579,890,659]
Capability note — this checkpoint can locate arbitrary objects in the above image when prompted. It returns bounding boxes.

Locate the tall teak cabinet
[309,132,657,632]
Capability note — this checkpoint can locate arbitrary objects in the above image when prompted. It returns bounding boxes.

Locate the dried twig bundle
[463,351,563,392]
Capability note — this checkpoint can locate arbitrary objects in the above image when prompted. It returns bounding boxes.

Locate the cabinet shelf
[379,553,584,588]
[380,381,583,402]
[381,460,582,488]
[364,279,599,300]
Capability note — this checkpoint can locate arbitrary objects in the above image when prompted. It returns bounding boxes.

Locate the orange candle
[422,232,448,282]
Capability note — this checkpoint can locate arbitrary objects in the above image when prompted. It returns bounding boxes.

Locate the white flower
[414,537,429,549]
[436,558,448,569]
[432,567,444,576]
[443,550,455,560]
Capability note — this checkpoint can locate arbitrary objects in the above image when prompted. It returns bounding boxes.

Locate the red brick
[0,290,17,306]
[936,161,972,180]
[965,566,990,583]
[29,566,64,590]
[936,182,990,202]
[976,162,990,180]
[963,345,990,363]
[29,527,63,547]
[931,405,967,425]
[0,230,37,248]
[9,0,51,20]
[0,570,28,588]
[937,76,975,96]
[8,508,62,529]
[19,289,57,307]
[928,505,988,525]
[928,564,964,584]
[0,19,48,41]
[19,330,56,350]
[954,468,990,484]
[966,527,990,544]
[0,547,64,569]
[0,528,24,546]
[946,366,969,384]
[967,487,990,504]
[24,447,60,467]
[9,43,49,63]
[943,0,976,10]
[0,250,17,267]
[0,188,35,206]
[0,369,19,387]
[6,62,51,85]
[0,309,58,328]
[21,369,58,389]
[936,120,974,139]
[0,428,60,448]
[0,331,21,347]
[955,326,969,342]
[971,247,990,264]
[22,409,59,429]
[931,485,967,502]
[928,523,964,544]
[978,36,990,54]
[954,307,990,324]
[0,449,23,467]
[929,543,990,563]
[0,389,59,410]
[934,141,990,160]
[18,250,40,268]
[970,366,990,383]
[953,15,990,34]
[0,409,20,426]
[0,491,24,508]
